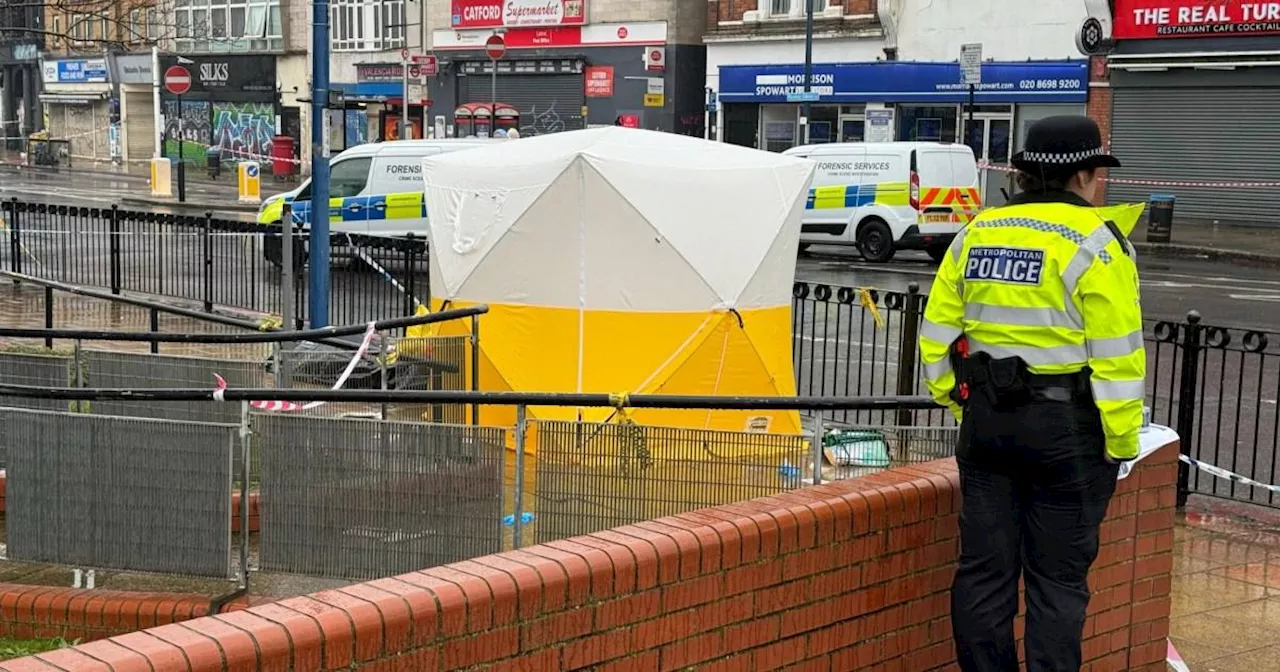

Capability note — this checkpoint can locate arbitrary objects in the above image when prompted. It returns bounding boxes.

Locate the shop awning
[39,91,109,104]
[332,81,401,102]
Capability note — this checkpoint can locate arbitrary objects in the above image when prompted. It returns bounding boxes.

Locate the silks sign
[1114,0,1280,38]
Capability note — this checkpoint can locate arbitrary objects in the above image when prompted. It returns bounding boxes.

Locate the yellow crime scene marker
[149,158,172,197]
[238,161,261,204]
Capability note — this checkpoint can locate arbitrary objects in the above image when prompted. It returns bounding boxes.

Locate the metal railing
[1,198,428,327]
[791,279,1280,510]
[0,381,940,585]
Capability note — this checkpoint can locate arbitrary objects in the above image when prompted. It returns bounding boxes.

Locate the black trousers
[951,393,1120,672]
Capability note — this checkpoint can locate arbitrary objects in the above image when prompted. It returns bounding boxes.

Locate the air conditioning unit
[743,10,761,22]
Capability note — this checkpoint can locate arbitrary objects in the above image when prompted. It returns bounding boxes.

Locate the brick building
[706,0,1101,205]
[423,0,707,137]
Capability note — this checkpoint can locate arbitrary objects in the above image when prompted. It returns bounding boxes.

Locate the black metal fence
[0,198,427,328]
[791,279,1280,510]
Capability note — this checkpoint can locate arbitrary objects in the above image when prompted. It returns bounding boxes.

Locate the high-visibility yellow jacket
[919,195,1147,460]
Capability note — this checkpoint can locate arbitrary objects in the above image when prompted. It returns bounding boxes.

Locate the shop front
[431,16,702,136]
[717,60,1087,204]
[332,63,424,147]
[39,57,112,163]
[1107,0,1280,225]
[110,54,158,165]
[159,54,277,171]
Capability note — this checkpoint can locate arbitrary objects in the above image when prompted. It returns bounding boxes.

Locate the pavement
[1171,496,1280,670]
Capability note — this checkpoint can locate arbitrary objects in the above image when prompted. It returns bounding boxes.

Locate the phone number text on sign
[1019,79,1083,90]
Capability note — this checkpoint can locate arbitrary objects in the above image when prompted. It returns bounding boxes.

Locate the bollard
[238,161,262,204]
[149,158,172,197]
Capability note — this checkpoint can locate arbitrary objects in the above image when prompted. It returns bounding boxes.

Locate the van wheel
[927,244,949,264]
[798,243,812,256]
[857,218,896,263]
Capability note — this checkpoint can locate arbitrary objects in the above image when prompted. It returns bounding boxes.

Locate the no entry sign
[164,65,192,95]
[485,34,507,60]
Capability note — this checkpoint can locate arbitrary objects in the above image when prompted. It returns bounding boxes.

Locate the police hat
[1010,115,1120,173]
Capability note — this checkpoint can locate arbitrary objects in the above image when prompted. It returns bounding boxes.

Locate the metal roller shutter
[124,90,155,163]
[1109,86,1280,225]
[459,72,584,136]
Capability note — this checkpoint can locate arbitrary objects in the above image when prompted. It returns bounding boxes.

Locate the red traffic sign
[164,65,192,95]
[412,54,438,76]
[485,34,507,61]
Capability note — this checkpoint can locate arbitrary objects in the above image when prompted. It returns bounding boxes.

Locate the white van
[783,142,981,263]
[257,138,498,264]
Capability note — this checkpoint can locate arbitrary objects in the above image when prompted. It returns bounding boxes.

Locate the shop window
[331,0,405,52]
[760,104,799,152]
[897,106,958,143]
[806,105,839,144]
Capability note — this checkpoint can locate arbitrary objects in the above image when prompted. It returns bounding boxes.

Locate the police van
[257,138,497,264]
[783,142,981,263]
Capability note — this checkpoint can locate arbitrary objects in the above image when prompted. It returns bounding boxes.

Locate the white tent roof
[422,127,815,312]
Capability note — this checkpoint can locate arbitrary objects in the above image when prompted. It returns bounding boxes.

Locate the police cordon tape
[977,160,1280,189]
[212,321,379,412]
[1179,453,1280,493]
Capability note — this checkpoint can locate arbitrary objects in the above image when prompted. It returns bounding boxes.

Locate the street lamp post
[309,0,332,327]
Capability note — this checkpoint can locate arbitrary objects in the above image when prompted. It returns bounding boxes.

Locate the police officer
[919,116,1145,672]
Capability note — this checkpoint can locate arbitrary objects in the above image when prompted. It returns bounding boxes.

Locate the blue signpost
[308,0,332,327]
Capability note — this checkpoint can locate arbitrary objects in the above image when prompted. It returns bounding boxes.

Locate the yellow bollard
[149,158,172,197]
[238,161,261,204]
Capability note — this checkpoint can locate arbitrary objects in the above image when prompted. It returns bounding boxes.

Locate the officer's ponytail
[1016,165,1091,194]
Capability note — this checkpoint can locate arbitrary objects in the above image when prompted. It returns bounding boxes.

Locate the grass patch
[0,637,75,660]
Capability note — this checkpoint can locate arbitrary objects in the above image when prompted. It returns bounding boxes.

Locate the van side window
[329,158,373,198]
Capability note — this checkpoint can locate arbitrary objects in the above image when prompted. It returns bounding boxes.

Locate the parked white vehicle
[784,142,982,263]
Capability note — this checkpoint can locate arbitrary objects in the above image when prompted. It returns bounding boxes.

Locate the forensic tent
[414,127,815,440]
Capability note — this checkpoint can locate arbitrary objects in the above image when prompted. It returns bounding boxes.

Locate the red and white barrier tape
[212,321,379,412]
[978,161,1280,189]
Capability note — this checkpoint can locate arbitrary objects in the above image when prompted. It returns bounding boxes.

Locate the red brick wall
[0,584,264,645]
[1088,55,1114,205]
[0,446,1177,672]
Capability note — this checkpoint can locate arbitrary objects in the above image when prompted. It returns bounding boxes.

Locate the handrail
[0,305,487,344]
[0,270,473,350]
[0,386,939,410]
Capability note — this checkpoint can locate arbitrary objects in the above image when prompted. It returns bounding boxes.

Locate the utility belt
[951,351,1092,410]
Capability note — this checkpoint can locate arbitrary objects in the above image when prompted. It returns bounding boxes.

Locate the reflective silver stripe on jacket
[921,318,963,344]
[963,303,1083,330]
[966,337,1088,367]
[1062,223,1122,292]
[1086,329,1144,359]
[1091,378,1146,401]
[922,357,954,381]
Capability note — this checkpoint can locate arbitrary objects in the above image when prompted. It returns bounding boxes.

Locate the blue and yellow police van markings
[805,182,911,210]
[260,192,427,225]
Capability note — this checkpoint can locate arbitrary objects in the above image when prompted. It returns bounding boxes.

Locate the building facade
[423,0,707,137]
[705,0,1097,202]
[42,2,160,165]
[327,0,418,148]
[1103,0,1279,225]
[1,0,45,148]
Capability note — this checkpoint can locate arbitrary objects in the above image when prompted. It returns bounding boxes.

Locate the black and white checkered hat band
[1019,147,1106,164]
